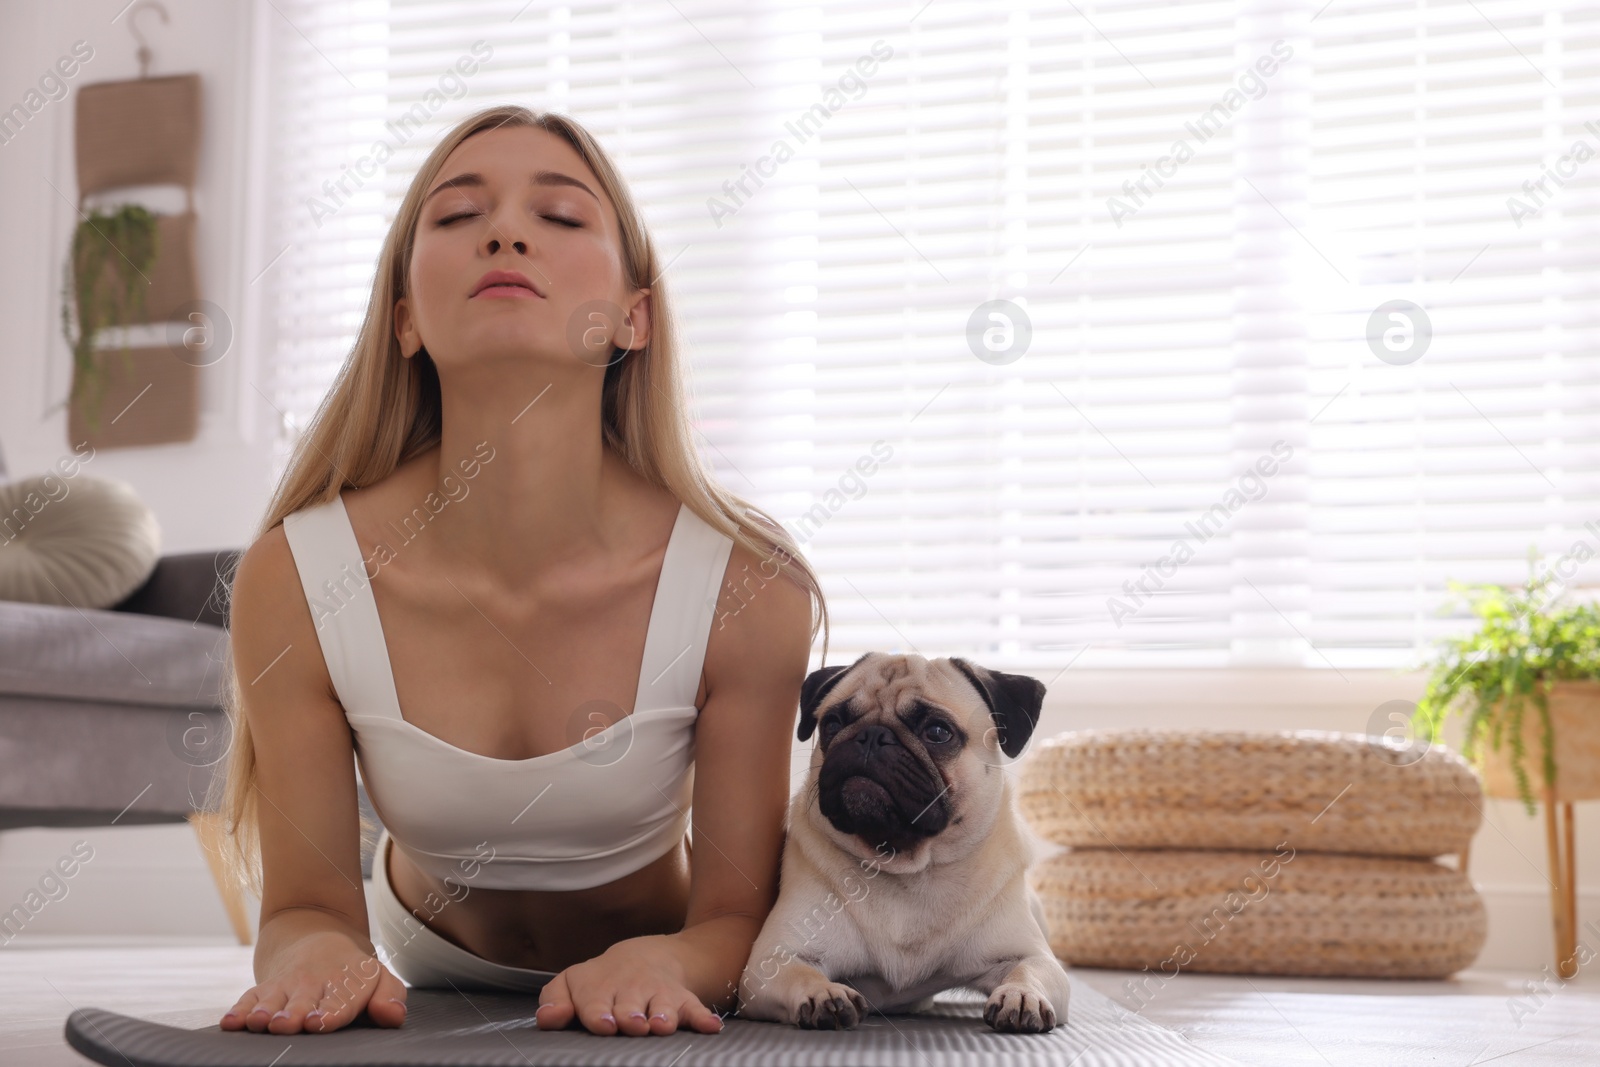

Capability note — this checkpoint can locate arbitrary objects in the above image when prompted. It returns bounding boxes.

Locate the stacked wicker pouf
[1017,730,1488,978]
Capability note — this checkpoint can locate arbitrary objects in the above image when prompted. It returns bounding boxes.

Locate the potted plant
[1413,562,1600,980]
[1414,566,1600,812]
[58,203,160,432]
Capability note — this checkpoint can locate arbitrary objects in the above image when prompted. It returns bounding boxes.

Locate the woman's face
[394,125,648,374]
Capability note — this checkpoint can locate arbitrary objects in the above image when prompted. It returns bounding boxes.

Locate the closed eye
[436,212,583,228]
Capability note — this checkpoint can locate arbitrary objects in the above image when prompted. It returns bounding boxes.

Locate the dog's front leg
[971,952,1071,1033]
[738,953,871,1029]
[737,900,874,1031]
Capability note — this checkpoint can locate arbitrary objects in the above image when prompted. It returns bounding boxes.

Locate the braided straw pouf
[1017,729,1482,858]
[1030,848,1487,978]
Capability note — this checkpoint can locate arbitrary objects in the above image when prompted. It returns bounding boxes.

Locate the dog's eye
[922,722,953,744]
[821,717,842,739]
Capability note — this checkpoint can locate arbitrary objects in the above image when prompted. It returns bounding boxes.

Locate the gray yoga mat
[64,978,1248,1066]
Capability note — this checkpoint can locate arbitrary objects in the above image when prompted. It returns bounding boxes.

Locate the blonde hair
[210,105,830,899]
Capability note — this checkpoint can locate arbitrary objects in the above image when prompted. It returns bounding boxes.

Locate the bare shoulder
[229,521,335,707]
[230,523,302,637]
[703,535,815,701]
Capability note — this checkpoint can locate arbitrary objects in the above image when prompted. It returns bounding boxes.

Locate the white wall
[0,0,278,552]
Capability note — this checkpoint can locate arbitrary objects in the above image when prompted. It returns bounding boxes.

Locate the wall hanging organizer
[62,0,205,449]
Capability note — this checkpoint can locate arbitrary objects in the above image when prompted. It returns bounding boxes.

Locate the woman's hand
[221,929,408,1034]
[535,933,726,1035]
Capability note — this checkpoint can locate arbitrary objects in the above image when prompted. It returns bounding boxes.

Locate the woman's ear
[619,289,651,351]
[393,296,420,358]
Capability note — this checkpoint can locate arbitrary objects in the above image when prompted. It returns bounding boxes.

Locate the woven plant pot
[1032,848,1486,978]
[1477,680,1600,803]
[1018,729,1481,858]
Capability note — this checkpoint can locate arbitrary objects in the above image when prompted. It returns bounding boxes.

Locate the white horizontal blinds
[1302,0,1600,667]
[1034,2,1291,667]
[804,2,1023,659]
[625,6,816,509]
[1226,5,1311,667]
[800,2,1269,665]
[261,1,392,453]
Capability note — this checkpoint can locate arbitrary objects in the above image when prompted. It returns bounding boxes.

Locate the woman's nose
[481,206,529,255]
[484,232,527,255]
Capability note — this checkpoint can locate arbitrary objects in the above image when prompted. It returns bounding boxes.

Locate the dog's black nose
[853,723,896,756]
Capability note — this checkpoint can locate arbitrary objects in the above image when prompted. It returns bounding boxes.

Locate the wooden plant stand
[1478,680,1600,980]
[1541,790,1579,979]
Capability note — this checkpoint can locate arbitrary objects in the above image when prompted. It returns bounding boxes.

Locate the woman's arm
[534,540,814,1035]
[220,524,408,1035]
[675,541,813,1005]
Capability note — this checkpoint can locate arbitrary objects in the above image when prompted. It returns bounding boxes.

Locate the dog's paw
[983,983,1057,1033]
[793,982,870,1030]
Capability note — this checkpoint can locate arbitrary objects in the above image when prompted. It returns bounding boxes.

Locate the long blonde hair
[210,105,830,898]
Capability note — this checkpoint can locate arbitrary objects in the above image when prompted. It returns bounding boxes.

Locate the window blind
[255,0,1600,671]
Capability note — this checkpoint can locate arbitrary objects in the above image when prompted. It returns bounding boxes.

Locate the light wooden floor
[1071,967,1600,1066]
[2,937,1597,1066]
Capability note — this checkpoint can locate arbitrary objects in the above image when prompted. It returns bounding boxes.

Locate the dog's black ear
[948,657,1046,760]
[797,654,869,742]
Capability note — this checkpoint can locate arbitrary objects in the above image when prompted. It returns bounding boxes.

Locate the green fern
[1413,559,1600,814]
[59,204,160,432]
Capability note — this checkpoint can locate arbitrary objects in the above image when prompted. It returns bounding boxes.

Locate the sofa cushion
[0,473,161,608]
[0,600,227,708]
[112,550,239,629]
[0,692,227,819]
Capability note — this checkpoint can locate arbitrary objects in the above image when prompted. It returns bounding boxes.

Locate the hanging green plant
[59,203,160,432]
[1413,559,1600,814]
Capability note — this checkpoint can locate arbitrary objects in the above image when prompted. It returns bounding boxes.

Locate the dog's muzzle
[817,723,951,851]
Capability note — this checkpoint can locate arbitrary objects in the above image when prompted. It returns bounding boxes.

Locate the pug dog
[736,651,1070,1033]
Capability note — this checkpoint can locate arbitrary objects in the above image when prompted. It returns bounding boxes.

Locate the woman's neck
[420,367,649,587]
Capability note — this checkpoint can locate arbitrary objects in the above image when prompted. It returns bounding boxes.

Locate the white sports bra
[280,491,734,892]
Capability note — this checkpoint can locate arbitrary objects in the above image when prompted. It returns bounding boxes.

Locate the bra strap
[281,493,407,722]
[635,505,735,713]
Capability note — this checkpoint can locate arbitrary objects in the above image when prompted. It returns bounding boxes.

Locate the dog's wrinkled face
[795,652,1046,871]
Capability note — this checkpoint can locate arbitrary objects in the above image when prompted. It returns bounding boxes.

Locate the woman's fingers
[572,992,621,1036]
[641,993,679,1034]
[241,988,287,1033]
[365,965,409,1028]
[535,972,576,1030]
[268,988,324,1035]
[302,980,357,1033]
[220,989,260,1030]
[610,992,654,1036]
[302,962,404,1033]
[677,992,725,1034]
[220,961,406,1036]
[592,991,719,1035]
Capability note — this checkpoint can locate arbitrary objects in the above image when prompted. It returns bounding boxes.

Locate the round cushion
[0,474,161,608]
[1019,729,1481,859]
[1031,848,1486,978]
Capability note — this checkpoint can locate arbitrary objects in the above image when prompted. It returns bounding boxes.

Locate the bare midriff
[384,828,694,972]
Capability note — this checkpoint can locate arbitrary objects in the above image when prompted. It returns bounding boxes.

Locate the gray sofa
[0,445,381,944]
[0,550,238,834]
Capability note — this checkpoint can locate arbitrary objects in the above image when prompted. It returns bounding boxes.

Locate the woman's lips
[472,283,543,299]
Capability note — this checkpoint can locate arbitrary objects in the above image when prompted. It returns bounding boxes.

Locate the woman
[213,105,825,1038]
